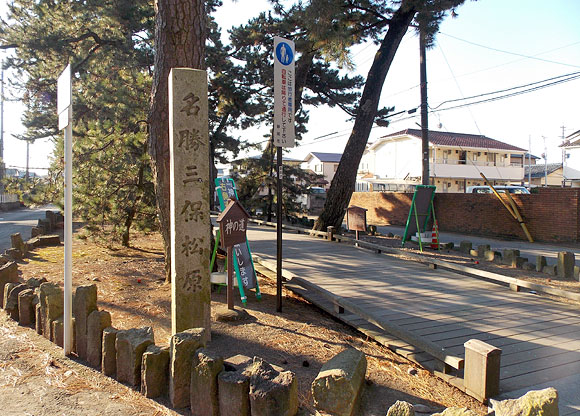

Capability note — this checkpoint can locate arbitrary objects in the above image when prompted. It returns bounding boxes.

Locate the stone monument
[169,68,211,337]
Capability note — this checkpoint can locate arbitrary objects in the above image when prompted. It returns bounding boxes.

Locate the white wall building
[358,129,527,193]
[301,152,342,190]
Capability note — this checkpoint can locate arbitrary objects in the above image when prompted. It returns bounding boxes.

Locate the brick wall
[350,188,580,242]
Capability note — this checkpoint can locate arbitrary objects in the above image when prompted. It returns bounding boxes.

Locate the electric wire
[439,33,580,69]
[431,70,580,110]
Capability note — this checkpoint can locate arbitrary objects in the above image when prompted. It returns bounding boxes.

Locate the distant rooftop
[511,153,540,160]
[382,129,527,152]
[305,152,342,163]
[525,163,562,178]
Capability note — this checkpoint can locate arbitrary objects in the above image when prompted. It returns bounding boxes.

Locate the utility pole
[542,136,547,187]
[0,61,4,193]
[528,135,531,187]
[561,125,566,187]
[419,25,429,186]
[25,139,30,182]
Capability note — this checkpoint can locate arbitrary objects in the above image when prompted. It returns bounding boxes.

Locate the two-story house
[301,152,342,190]
[357,129,527,193]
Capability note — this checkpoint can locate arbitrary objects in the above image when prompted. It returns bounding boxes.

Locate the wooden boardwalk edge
[254,257,465,371]
[249,219,580,303]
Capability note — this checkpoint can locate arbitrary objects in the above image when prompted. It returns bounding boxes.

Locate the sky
[1,0,579,175]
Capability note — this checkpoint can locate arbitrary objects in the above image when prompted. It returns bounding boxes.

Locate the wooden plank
[285,274,464,370]
[501,350,580,379]
[251,222,580,302]
[500,360,580,391]
[249,224,580,400]
[501,340,580,367]
[412,312,580,339]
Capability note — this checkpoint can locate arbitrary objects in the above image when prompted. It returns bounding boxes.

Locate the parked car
[465,185,530,194]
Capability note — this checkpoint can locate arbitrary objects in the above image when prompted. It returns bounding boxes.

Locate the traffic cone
[431,220,439,249]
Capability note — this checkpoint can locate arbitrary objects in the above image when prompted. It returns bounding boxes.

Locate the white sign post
[57,64,73,355]
[273,36,295,148]
[273,36,295,312]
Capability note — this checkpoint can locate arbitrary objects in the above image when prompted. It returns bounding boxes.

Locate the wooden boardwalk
[247,224,580,410]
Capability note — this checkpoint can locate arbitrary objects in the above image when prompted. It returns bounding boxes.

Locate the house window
[315,164,323,173]
[442,151,448,164]
[473,153,478,161]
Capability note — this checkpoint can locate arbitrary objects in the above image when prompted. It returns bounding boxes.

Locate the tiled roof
[511,153,540,160]
[308,152,342,163]
[383,129,527,152]
[525,163,562,178]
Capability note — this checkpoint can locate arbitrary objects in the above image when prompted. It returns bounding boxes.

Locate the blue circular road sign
[276,42,294,66]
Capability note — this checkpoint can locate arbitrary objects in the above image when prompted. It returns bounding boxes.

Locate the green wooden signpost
[402,185,439,252]
[211,177,261,304]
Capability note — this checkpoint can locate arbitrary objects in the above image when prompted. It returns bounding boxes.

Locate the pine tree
[314,0,468,231]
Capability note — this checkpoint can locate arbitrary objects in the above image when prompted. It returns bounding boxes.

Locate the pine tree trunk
[313,2,416,231]
[148,0,206,282]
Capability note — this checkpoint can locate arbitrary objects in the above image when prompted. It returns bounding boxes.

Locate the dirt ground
[2,229,491,416]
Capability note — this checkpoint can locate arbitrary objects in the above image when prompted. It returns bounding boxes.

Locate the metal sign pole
[272,35,295,313]
[276,147,283,312]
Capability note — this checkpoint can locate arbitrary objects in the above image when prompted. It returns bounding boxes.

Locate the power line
[439,33,580,69]
[434,73,580,113]
[431,70,580,110]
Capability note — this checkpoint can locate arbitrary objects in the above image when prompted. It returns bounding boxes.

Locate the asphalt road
[0,205,57,252]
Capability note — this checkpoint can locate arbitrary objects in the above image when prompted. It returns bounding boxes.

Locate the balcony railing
[433,158,522,168]
[431,160,524,180]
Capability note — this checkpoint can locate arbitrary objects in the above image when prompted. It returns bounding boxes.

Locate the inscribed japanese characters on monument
[169,68,210,336]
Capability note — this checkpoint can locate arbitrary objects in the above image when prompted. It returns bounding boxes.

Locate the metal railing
[432,158,518,167]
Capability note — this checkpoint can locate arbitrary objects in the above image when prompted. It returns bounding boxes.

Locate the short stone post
[2,282,17,310]
[190,348,224,415]
[5,283,29,321]
[169,68,211,337]
[477,244,490,258]
[557,251,575,279]
[0,261,19,308]
[502,249,520,267]
[141,345,170,399]
[35,304,42,334]
[218,356,252,416]
[169,327,207,408]
[115,327,155,387]
[464,339,501,402]
[39,282,64,340]
[311,348,367,416]
[102,327,118,377]
[459,241,472,254]
[10,233,26,254]
[18,289,36,326]
[327,226,335,241]
[536,255,547,272]
[72,284,98,359]
[247,357,298,416]
[52,318,64,347]
[87,310,112,369]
